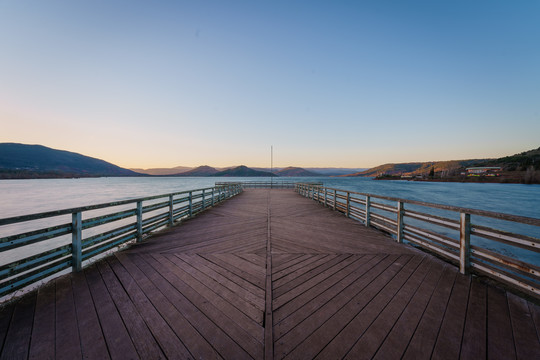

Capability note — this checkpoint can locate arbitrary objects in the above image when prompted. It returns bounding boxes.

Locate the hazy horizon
[1,1,539,168]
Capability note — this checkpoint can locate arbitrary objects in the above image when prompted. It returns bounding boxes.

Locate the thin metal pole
[271,145,273,189]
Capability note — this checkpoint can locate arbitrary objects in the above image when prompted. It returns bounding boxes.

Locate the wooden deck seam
[265,190,274,360]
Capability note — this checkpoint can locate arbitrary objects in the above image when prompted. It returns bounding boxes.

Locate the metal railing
[0,184,242,299]
[296,183,540,299]
[216,181,323,189]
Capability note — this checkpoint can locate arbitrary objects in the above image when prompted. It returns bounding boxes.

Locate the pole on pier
[136,201,143,242]
[72,212,82,272]
[397,201,404,243]
[270,145,273,189]
[168,195,174,227]
[460,213,471,274]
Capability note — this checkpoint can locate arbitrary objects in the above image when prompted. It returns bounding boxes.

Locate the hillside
[276,167,320,177]
[475,147,540,171]
[0,143,140,178]
[345,146,540,184]
[345,160,482,177]
[175,165,219,176]
[130,166,192,175]
[212,165,276,177]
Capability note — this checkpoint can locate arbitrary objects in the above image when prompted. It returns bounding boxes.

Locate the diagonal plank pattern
[0,189,539,359]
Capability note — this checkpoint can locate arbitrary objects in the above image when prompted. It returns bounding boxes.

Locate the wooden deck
[1,189,539,359]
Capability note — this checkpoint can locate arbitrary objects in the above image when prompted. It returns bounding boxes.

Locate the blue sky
[1,0,539,168]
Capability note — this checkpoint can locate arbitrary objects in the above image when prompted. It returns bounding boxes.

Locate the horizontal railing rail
[296,183,540,299]
[0,184,242,299]
[216,181,323,189]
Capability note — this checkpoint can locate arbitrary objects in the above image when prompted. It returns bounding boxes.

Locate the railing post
[324,188,327,207]
[346,192,350,218]
[72,211,82,272]
[460,213,471,274]
[333,189,337,211]
[397,201,404,243]
[136,201,143,242]
[202,189,206,210]
[168,195,174,227]
[211,188,215,206]
[365,196,371,227]
[189,191,193,217]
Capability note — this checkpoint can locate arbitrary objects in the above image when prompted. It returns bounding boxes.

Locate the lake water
[1,176,539,219]
[1,176,539,265]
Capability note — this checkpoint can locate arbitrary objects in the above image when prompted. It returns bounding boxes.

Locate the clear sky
[1,0,539,169]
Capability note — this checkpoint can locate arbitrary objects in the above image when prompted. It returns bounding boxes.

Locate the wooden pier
[1,189,539,359]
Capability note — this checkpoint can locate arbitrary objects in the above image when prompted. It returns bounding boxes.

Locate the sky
[1,0,539,169]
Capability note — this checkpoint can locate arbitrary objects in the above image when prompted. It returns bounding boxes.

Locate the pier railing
[296,183,540,299]
[216,181,323,189]
[0,184,242,299]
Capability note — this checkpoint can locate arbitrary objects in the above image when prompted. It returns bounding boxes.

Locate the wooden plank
[402,265,458,359]
[29,282,56,360]
[214,253,265,278]
[373,262,447,359]
[275,254,409,358]
[459,278,487,359]
[0,292,36,360]
[273,254,355,310]
[272,254,305,269]
[107,256,191,358]
[507,292,540,358]
[431,272,471,359]
[71,271,110,360]
[0,302,14,355]
[192,253,265,299]
[273,254,331,284]
[341,257,435,360]
[202,254,265,289]
[96,260,165,359]
[151,253,264,353]
[115,254,216,359]
[273,254,382,329]
[133,253,254,360]
[530,302,540,343]
[487,286,516,359]
[164,253,264,327]
[84,264,140,360]
[177,253,265,311]
[295,255,424,359]
[54,276,82,359]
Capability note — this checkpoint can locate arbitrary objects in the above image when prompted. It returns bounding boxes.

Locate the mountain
[276,167,320,177]
[342,146,540,182]
[475,147,540,171]
[304,167,367,176]
[344,160,483,177]
[0,143,140,178]
[175,165,219,176]
[212,165,276,177]
[129,166,192,175]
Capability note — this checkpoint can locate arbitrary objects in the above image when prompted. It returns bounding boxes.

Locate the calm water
[1,176,539,218]
[1,176,539,265]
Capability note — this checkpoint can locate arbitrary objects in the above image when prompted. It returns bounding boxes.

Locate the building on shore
[466,167,502,176]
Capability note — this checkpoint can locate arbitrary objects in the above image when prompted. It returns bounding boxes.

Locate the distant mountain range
[133,165,364,177]
[343,147,540,178]
[2,142,537,180]
[0,143,139,178]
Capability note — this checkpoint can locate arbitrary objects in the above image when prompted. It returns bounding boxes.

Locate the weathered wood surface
[0,189,539,359]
